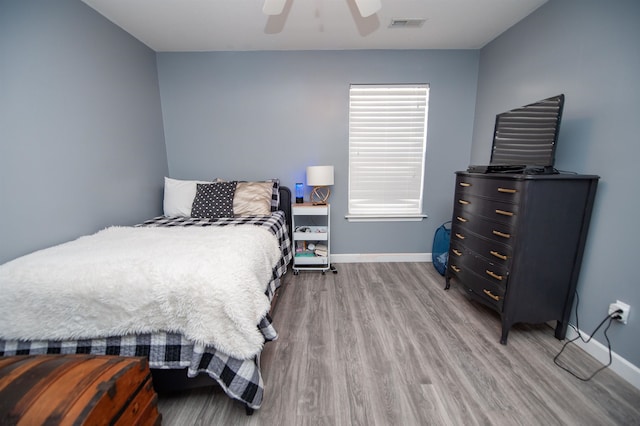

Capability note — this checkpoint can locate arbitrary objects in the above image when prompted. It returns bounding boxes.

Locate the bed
[0,179,293,414]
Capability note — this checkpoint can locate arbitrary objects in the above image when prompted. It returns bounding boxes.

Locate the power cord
[553,292,622,381]
[568,291,623,342]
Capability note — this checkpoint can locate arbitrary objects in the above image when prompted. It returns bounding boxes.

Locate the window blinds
[348,84,429,216]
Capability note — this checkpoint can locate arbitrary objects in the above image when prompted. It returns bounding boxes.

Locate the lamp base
[311,186,330,205]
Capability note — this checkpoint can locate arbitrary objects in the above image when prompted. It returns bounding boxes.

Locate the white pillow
[163,177,211,217]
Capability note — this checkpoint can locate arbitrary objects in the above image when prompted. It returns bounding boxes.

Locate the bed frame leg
[245,405,254,416]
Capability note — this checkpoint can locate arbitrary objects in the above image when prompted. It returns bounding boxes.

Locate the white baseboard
[565,326,640,390]
[331,253,431,263]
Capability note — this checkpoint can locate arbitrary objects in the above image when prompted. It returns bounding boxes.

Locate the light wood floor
[157,263,640,425]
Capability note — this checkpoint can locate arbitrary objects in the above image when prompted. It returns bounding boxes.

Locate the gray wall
[157,50,479,255]
[0,0,168,264]
[473,0,640,365]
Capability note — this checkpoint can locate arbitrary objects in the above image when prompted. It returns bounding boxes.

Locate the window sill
[345,214,428,222]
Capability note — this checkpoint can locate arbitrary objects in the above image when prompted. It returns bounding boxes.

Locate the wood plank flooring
[157,263,640,425]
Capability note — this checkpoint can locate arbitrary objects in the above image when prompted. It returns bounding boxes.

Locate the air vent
[389,18,426,28]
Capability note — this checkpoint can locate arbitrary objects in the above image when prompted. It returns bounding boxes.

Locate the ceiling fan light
[263,0,287,16]
[354,0,382,18]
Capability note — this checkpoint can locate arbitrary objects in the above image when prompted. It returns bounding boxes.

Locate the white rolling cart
[291,203,337,275]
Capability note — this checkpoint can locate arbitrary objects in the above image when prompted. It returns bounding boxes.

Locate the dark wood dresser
[445,171,599,344]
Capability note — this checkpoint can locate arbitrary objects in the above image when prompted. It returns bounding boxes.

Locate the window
[347,84,429,221]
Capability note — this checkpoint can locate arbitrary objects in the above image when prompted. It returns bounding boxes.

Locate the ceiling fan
[263,0,382,18]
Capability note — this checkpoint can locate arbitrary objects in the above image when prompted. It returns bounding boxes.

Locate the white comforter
[0,225,280,360]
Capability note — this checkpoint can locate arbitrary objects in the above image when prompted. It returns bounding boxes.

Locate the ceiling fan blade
[354,0,382,17]
[263,0,287,15]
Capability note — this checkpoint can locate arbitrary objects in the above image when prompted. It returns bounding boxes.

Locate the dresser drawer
[450,225,512,268]
[449,243,509,286]
[448,240,466,263]
[455,176,523,203]
[448,262,505,311]
[466,281,505,312]
[454,193,519,225]
[452,209,516,250]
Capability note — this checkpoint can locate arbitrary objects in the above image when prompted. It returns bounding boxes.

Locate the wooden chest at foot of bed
[0,354,161,425]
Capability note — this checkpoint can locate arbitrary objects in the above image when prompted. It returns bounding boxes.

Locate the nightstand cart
[292,203,337,275]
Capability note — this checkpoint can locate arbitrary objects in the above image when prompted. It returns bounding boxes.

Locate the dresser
[445,172,599,344]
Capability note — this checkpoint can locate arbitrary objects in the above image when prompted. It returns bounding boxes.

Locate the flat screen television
[489,94,565,173]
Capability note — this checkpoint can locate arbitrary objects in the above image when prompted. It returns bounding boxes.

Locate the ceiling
[81,0,548,52]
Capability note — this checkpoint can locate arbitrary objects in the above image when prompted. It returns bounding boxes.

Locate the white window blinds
[348,84,429,218]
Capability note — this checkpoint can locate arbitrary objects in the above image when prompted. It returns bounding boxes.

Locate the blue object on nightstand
[295,182,304,203]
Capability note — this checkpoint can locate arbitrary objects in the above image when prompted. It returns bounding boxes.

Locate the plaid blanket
[0,211,292,410]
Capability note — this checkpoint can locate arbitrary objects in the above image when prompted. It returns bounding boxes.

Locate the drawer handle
[492,230,511,239]
[495,209,514,217]
[455,233,465,240]
[452,249,462,256]
[497,187,517,194]
[458,199,470,205]
[456,216,468,223]
[490,250,508,261]
[486,270,503,281]
[459,182,471,187]
[451,265,461,273]
[483,289,501,301]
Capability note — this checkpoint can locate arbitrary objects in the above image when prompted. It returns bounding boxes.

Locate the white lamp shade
[306,166,334,186]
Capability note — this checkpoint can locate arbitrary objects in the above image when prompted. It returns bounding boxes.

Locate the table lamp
[306,165,334,205]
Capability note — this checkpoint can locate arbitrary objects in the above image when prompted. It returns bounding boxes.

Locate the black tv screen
[490,94,565,169]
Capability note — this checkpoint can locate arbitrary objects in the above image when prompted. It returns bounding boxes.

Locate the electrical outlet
[608,300,631,324]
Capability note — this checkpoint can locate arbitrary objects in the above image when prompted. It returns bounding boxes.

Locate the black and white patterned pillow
[191,181,237,218]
